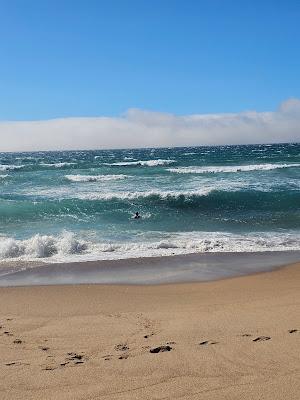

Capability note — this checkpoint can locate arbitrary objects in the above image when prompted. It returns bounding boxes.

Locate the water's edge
[1,250,300,287]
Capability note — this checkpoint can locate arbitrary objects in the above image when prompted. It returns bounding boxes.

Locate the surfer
[134,211,141,219]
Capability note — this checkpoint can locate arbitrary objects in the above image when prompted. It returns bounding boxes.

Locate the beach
[1,3,300,399]
[1,261,300,400]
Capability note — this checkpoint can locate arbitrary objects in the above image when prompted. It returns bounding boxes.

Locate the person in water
[134,211,141,219]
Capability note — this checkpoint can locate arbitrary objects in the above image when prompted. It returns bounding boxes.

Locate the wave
[15,156,37,161]
[2,190,298,227]
[0,231,86,259]
[0,174,8,179]
[106,159,175,167]
[0,164,24,171]
[72,188,300,213]
[40,162,76,168]
[76,188,214,201]
[168,163,300,174]
[1,231,299,263]
[65,174,128,182]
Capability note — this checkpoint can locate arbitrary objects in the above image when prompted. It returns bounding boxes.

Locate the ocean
[0,142,299,266]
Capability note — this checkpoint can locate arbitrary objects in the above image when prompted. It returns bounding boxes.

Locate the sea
[0,142,299,267]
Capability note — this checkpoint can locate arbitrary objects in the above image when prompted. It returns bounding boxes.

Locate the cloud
[0,98,299,152]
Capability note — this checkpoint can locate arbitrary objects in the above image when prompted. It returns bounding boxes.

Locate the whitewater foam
[168,163,300,174]
[75,188,214,201]
[107,159,175,167]
[0,232,86,260]
[41,162,76,168]
[0,231,299,264]
[65,174,128,182]
[0,164,24,171]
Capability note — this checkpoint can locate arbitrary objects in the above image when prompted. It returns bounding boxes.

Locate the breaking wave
[0,231,299,263]
[41,162,76,168]
[107,159,175,167]
[65,174,128,182]
[0,164,24,171]
[168,163,300,174]
[2,190,298,224]
[76,188,214,201]
[0,231,86,260]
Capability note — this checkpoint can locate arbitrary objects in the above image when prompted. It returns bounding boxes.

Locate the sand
[0,262,300,400]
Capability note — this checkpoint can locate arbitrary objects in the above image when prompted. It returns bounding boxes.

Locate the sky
[0,0,299,151]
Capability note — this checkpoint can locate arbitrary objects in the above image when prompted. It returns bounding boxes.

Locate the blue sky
[0,0,300,121]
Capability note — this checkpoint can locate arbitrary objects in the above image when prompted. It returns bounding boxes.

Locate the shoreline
[1,249,300,287]
[1,262,300,399]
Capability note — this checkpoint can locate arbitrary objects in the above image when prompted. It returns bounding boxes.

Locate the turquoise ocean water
[0,143,299,265]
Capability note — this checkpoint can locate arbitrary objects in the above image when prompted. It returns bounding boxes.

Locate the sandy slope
[0,262,300,400]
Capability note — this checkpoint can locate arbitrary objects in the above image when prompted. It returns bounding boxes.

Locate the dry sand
[0,262,300,400]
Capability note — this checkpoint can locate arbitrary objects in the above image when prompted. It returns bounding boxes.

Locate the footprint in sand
[42,365,57,371]
[102,354,113,361]
[118,354,129,360]
[5,361,29,367]
[114,344,129,352]
[150,345,172,353]
[289,329,298,334]
[144,333,155,339]
[199,340,218,346]
[253,336,271,342]
[64,352,87,365]
[43,352,87,370]
[102,353,129,361]
[39,346,50,351]
[5,362,18,366]
[114,344,130,360]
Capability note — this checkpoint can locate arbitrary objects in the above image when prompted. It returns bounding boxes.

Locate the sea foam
[65,174,128,182]
[75,188,214,201]
[41,162,76,168]
[0,231,299,263]
[106,159,175,167]
[168,163,300,174]
[0,232,86,259]
[0,164,24,171]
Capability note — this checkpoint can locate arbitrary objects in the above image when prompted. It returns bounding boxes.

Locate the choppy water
[0,143,299,264]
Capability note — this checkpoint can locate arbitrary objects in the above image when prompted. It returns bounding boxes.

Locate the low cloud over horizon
[1,98,300,152]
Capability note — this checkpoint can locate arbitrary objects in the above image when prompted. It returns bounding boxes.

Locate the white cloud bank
[0,98,299,152]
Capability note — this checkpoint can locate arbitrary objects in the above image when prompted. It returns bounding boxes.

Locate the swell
[168,163,300,174]
[74,189,300,211]
[0,190,299,222]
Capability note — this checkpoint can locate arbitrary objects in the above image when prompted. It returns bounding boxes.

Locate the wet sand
[1,262,300,399]
[1,250,300,286]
